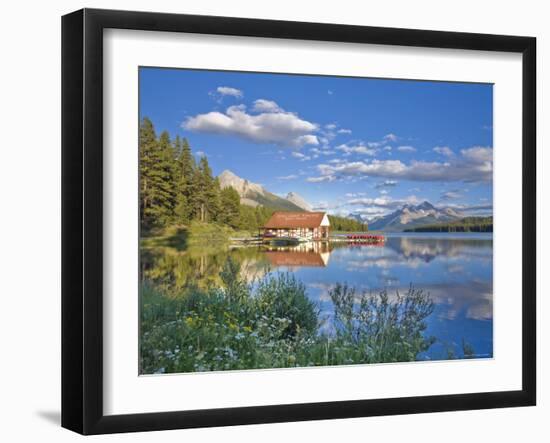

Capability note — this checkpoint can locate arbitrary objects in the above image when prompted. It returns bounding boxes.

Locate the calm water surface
[143,232,493,361]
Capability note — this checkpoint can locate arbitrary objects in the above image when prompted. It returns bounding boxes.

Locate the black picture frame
[62,8,536,435]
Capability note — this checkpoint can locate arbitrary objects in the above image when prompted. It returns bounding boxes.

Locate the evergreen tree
[158,130,178,223]
[139,118,177,230]
[174,138,196,224]
[219,186,241,228]
[193,156,220,222]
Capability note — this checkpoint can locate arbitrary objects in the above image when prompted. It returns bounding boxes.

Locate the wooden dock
[230,233,386,246]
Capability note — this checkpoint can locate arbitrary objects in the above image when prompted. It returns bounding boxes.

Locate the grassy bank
[140,258,435,373]
[141,222,256,250]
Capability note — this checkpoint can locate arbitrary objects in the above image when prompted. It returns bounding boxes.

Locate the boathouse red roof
[263,212,328,229]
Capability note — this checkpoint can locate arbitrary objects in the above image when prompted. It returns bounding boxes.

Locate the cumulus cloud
[216,86,243,98]
[252,99,282,113]
[384,133,399,142]
[308,146,493,183]
[397,145,416,153]
[336,143,377,156]
[433,146,454,157]
[337,128,352,135]
[183,103,319,148]
[460,146,492,163]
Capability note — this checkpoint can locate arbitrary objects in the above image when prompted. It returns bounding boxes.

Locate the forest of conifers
[404,216,493,233]
[139,117,366,234]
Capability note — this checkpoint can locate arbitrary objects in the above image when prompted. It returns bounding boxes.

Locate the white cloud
[347,195,422,210]
[375,180,398,189]
[440,190,462,200]
[291,151,311,161]
[337,128,352,135]
[309,146,493,183]
[397,145,416,153]
[252,99,282,113]
[306,175,335,183]
[325,123,337,130]
[336,143,377,156]
[383,146,392,151]
[216,86,243,98]
[195,150,207,157]
[433,146,454,157]
[384,133,398,142]
[460,146,492,163]
[183,104,319,148]
[310,147,335,156]
[277,174,299,180]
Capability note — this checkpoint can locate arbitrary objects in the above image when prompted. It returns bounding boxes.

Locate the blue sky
[139,67,493,219]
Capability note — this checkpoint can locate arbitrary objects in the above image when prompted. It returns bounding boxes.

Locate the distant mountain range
[218,170,472,232]
[367,201,464,232]
[218,170,306,212]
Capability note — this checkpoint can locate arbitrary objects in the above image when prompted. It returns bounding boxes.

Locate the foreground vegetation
[404,216,493,233]
[140,258,435,373]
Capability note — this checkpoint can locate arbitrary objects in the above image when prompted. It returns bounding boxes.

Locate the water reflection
[141,232,493,359]
[264,242,331,268]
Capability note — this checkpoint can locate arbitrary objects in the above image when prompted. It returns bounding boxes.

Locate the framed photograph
[62,8,536,435]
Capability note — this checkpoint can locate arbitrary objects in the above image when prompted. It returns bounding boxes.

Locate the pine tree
[139,118,176,229]
[174,138,196,224]
[139,117,158,229]
[219,186,241,228]
[158,130,178,223]
[193,156,220,222]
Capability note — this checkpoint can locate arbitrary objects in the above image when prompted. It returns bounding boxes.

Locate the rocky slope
[218,170,305,212]
[285,192,312,211]
[368,201,463,231]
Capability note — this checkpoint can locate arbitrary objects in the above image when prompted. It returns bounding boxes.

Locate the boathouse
[261,211,330,241]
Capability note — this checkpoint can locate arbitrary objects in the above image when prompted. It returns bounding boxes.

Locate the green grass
[141,221,243,251]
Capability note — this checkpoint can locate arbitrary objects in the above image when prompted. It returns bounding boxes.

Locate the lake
[141,232,493,362]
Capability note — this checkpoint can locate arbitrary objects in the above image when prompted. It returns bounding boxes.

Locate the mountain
[347,212,366,223]
[286,192,312,211]
[368,201,463,231]
[218,170,304,212]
